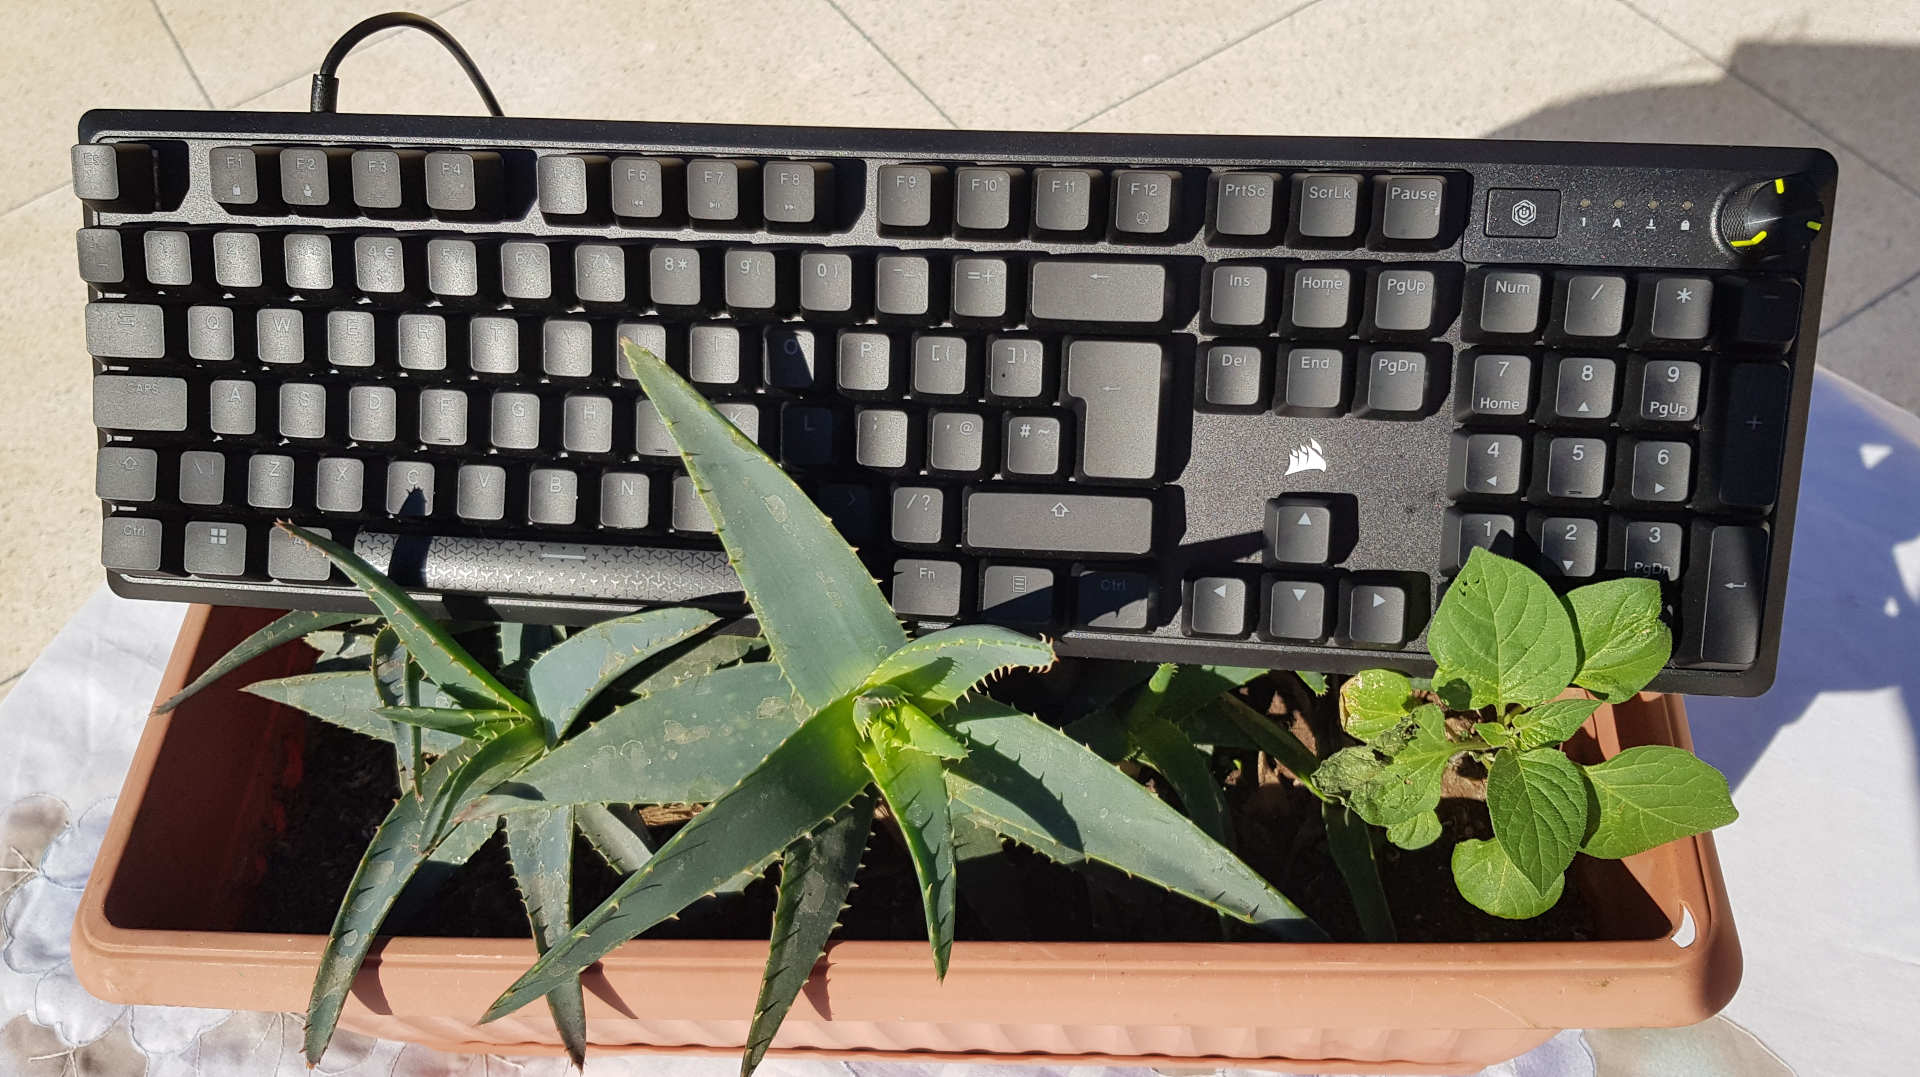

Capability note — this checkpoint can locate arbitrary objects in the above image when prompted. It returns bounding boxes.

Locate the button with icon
[1485,188,1561,238]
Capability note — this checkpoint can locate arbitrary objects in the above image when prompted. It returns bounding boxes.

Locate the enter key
[1064,338,1167,481]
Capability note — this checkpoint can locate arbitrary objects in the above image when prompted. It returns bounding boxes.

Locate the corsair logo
[1285,438,1329,476]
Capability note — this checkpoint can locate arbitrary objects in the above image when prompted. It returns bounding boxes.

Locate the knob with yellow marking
[1718,175,1825,259]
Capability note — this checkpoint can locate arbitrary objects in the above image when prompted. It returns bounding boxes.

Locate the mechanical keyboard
[74,110,1836,695]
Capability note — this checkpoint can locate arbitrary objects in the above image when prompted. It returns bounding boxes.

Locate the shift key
[965,491,1155,557]
[1029,259,1167,325]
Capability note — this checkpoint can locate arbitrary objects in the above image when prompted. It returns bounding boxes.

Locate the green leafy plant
[1315,547,1739,919]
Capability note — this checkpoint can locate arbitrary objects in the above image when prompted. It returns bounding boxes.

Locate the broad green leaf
[154,610,362,713]
[1313,746,1387,796]
[1566,578,1672,703]
[1212,695,1322,791]
[524,608,718,742]
[622,340,904,710]
[1348,707,1456,828]
[1581,746,1738,859]
[744,795,872,1077]
[372,706,521,739]
[279,524,530,715]
[1511,698,1602,750]
[1486,747,1590,891]
[942,699,1322,940]
[575,803,654,873]
[483,702,872,1022]
[504,806,586,1068]
[473,662,808,814]
[859,738,957,976]
[1426,548,1578,708]
[1340,669,1417,741]
[1451,837,1565,919]
[1386,811,1442,850]
[372,627,425,796]
[866,626,1055,711]
[1295,671,1330,696]
[245,671,464,754]
[1127,712,1233,849]
[1322,801,1395,941]
[1474,721,1516,748]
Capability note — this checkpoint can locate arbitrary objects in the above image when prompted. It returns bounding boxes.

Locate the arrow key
[1531,515,1600,579]
[1611,517,1684,582]
[1186,576,1249,637]
[1263,579,1328,641]
[1627,439,1691,503]
[1266,495,1350,565]
[1340,577,1422,647]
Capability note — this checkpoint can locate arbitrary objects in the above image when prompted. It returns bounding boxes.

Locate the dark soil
[243,668,1595,945]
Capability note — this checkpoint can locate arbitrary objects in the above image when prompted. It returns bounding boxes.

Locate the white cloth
[4,369,1915,1075]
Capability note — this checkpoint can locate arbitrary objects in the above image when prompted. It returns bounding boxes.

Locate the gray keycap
[528,469,578,525]
[1377,174,1445,241]
[1267,580,1328,640]
[469,316,520,374]
[96,447,158,502]
[1550,356,1616,420]
[279,383,327,439]
[426,237,482,298]
[1077,570,1152,629]
[257,308,305,364]
[282,147,345,208]
[955,167,1018,232]
[211,232,263,290]
[143,230,194,287]
[1463,353,1532,420]
[268,526,333,581]
[1344,582,1409,644]
[1292,173,1361,240]
[315,457,365,513]
[982,565,1056,622]
[1188,577,1248,636]
[456,464,507,521]
[837,331,894,392]
[891,486,946,545]
[799,250,856,315]
[764,327,819,388]
[987,337,1045,400]
[1630,440,1691,502]
[964,491,1154,557]
[599,471,650,528]
[635,401,675,456]
[1560,274,1627,338]
[283,233,336,293]
[501,241,554,301]
[563,394,613,453]
[1643,276,1713,342]
[1033,168,1100,233]
[1538,516,1600,578]
[687,158,754,223]
[187,306,235,361]
[616,321,670,377]
[717,401,760,443]
[386,461,436,516]
[1621,520,1682,581]
[1205,344,1264,406]
[1003,415,1062,476]
[574,243,627,304]
[94,375,187,430]
[1280,347,1345,414]
[184,521,248,577]
[875,255,932,317]
[781,406,835,467]
[1476,270,1545,336]
[650,245,704,307]
[86,302,165,359]
[1029,259,1166,325]
[913,334,969,396]
[1266,498,1333,564]
[1209,264,1269,328]
[856,409,910,469]
[891,559,963,618]
[1636,359,1702,424]
[688,324,745,384]
[418,388,469,446]
[1544,437,1607,499]
[929,411,986,472]
[672,475,715,532]
[724,248,781,312]
[398,313,447,370]
[178,451,227,505]
[76,228,126,284]
[877,164,943,230]
[1357,350,1428,417]
[345,385,396,443]
[1684,524,1765,668]
[351,148,422,211]
[326,310,375,367]
[209,146,271,208]
[1450,432,1525,496]
[101,516,163,572]
[354,235,408,295]
[247,453,295,508]
[1212,171,1279,236]
[491,391,541,449]
[952,257,1011,321]
[1369,268,1437,333]
[73,143,151,208]
[1112,170,1176,235]
[612,156,679,220]
[538,153,607,217]
[1064,339,1164,480]
[425,150,499,215]
[1288,267,1354,331]
[542,318,595,377]
[763,160,831,227]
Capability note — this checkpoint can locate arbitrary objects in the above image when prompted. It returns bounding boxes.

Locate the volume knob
[1718,175,1824,259]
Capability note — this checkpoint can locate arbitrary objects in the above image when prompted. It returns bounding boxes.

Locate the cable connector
[311,11,503,116]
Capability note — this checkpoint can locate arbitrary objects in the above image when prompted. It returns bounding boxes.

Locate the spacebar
[354,532,741,604]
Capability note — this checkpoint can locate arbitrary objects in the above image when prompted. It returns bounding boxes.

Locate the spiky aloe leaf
[153,609,362,714]
[621,340,903,710]
[278,523,531,716]
[864,626,1054,709]
[951,816,1025,937]
[940,699,1323,940]
[743,793,872,1077]
[245,671,465,754]
[1128,664,1264,727]
[372,628,424,796]
[524,608,718,743]
[856,737,956,976]
[1124,712,1232,849]
[470,661,808,815]
[483,702,871,1023]
[372,706,522,738]
[498,623,559,667]
[505,806,587,1067]
[305,724,546,1064]
[1212,694,1324,796]
[1322,800,1395,942]
[575,803,654,873]
[388,817,496,928]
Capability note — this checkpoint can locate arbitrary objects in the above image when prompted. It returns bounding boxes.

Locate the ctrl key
[102,516,163,572]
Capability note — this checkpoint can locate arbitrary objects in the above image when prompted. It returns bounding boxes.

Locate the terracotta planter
[74,605,1741,1073]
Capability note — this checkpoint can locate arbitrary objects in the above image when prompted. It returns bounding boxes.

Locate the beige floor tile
[1818,271,1920,416]
[0,1,207,210]
[239,0,950,130]
[155,0,468,107]
[0,189,108,682]
[832,0,1309,130]
[1630,0,1920,193]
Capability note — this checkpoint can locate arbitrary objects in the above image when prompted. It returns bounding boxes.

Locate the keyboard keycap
[891,486,946,545]
[86,302,166,358]
[1633,275,1713,345]
[963,491,1154,557]
[72,143,154,211]
[246,453,295,508]
[892,559,964,618]
[425,150,502,217]
[143,230,200,288]
[1111,169,1178,237]
[268,526,333,581]
[928,411,986,472]
[599,471,650,529]
[1707,362,1791,510]
[612,157,684,222]
[1627,439,1691,503]
[877,164,948,234]
[184,521,248,577]
[1186,576,1248,637]
[326,310,376,368]
[1265,497,1336,564]
[562,394,613,453]
[982,565,1056,623]
[94,375,187,430]
[1725,277,1800,350]
[1615,518,1682,581]
[352,149,426,213]
[347,385,398,443]
[1678,524,1767,668]
[875,254,937,319]
[1289,173,1361,244]
[1372,174,1445,243]
[419,388,470,446]
[837,330,895,393]
[856,408,912,470]
[1207,264,1270,329]
[1342,580,1412,646]
[1354,349,1428,418]
[1365,267,1439,336]
[96,447,159,502]
[491,391,542,450]
[1540,436,1607,500]
[763,160,833,230]
[1210,171,1279,238]
[952,256,1014,322]
[1442,509,1517,572]
[1628,357,1703,426]
[281,147,350,211]
[1203,344,1265,407]
[278,383,327,439]
[954,167,1022,235]
[1449,432,1524,497]
[1458,353,1532,421]
[102,516,163,572]
[315,458,365,513]
[725,248,789,315]
[764,326,819,388]
[1003,415,1063,476]
[457,464,508,521]
[1285,266,1356,333]
[1030,259,1167,326]
[800,251,861,317]
[1543,355,1616,423]
[1063,339,1164,480]
[528,469,578,526]
[537,154,610,221]
[211,233,265,291]
[1471,269,1545,337]
[1278,347,1346,416]
[178,451,227,505]
[1033,168,1102,235]
[688,323,747,386]
[209,146,278,211]
[1552,273,1628,340]
[1265,580,1328,641]
[688,158,759,226]
[1533,515,1600,579]
[386,460,437,516]
[76,227,129,285]
[208,379,256,436]
[1077,570,1153,630]
[987,337,1046,400]
[912,334,970,396]
[781,405,837,467]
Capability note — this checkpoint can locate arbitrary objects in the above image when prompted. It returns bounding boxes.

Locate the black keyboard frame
[80,109,1838,696]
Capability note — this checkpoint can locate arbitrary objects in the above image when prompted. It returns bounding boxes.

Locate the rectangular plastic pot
[74,605,1741,1073]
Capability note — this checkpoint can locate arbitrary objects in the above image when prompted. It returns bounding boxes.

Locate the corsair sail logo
[1285,438,1329,476]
